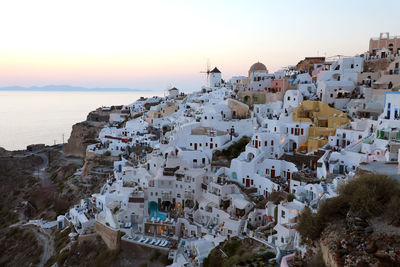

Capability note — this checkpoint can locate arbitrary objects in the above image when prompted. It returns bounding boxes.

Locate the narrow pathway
[28,226,55,267]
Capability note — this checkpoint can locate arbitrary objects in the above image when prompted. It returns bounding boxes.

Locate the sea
[0,90,162,151]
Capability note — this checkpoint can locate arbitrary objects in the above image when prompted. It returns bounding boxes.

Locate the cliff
[295,174,400,266]
[62,121,104,158]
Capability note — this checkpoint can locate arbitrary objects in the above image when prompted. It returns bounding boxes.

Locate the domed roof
[249,62,267,73]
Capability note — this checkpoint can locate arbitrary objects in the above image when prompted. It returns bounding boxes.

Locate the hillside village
[22,33,400,266]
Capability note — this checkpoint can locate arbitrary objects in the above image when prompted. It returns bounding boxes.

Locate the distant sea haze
[0,85,151,92]
[0,89,163,151]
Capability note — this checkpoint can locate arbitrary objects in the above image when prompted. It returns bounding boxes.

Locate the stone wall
[120,239,168,255]
[95,221,120,250]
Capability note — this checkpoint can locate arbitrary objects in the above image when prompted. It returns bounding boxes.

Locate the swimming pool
[149,201,167,220]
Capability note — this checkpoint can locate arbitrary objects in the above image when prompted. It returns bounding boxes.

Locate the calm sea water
[0,90,162,151]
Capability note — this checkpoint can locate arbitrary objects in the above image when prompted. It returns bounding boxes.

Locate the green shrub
[385,195,400,225]
[296,206,322,241]
[224,239,241,257]
[287,193,295,202]
[213,136,250,162]
[103,151,111,156]
[339,174,398,216]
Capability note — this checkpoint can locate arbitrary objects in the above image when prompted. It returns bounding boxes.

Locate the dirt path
[33,152,52,187]
[27,226,55,267]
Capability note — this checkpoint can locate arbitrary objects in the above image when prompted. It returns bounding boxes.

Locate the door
[246,179,250,187]
[194,143,197,150]
[339,165,344,174]
[271,169,275,178]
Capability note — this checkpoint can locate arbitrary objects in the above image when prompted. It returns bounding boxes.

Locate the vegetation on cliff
[45,235,120,267]
[296,174,400,242]
[0,227,43,266]
[212,136,251,164]
[203,237,275,267]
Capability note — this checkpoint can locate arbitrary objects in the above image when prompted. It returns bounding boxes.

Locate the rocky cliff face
[62,121,104,158]
[299,213,400,267]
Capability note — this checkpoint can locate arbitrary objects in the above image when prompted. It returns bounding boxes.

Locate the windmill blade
[200,59,211,84]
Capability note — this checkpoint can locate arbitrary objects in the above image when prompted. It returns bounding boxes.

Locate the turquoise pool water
[149,201,167,220]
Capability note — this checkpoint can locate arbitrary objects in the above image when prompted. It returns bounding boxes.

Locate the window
[388,103,391,109]
[190,143,192,146]
[281,210,285,219]
[271,140,274,146]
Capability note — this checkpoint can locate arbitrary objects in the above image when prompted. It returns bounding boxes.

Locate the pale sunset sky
[0,0,399,91]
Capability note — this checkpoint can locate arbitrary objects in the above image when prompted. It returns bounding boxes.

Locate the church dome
[249,62,268,73]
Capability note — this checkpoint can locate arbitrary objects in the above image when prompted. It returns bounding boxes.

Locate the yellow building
[292,101,350,153]
[228,99,251,119]
[146,102,179,124]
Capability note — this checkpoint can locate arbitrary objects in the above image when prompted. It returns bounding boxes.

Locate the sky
[0,0,399,92]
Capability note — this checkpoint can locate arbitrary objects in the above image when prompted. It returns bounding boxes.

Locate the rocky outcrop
[63,121,104,158]
[86,110,110,122]
[317,211,400,266]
